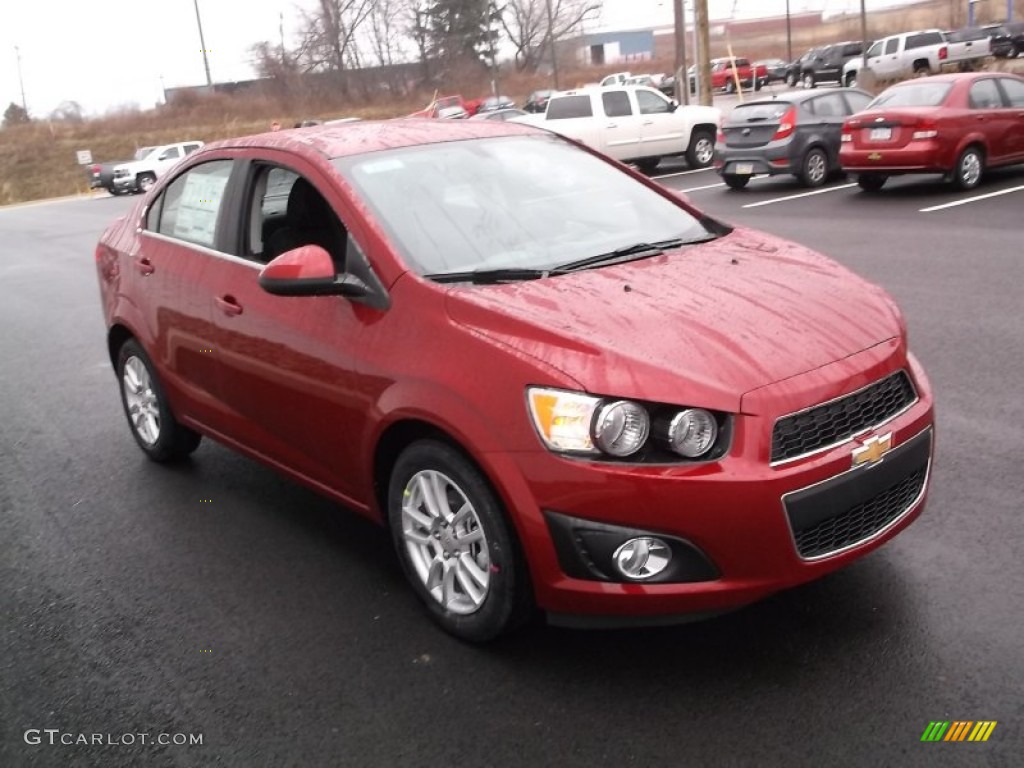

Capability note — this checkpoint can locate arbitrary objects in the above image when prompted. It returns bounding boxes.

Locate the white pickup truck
[110,140,204,195]
[843,28,991,85]
[512,86,720,173]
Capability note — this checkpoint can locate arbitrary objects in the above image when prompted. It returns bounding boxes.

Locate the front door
[635,88,686,157]
[969,78,1014,163]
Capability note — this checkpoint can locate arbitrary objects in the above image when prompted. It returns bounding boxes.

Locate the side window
[245,165,348,267]
[183,143,201,155]
[601,91,632,118]
[996,77,1024,108]
[546,95,593,119]
[843,91,873,114]
[969,79,1003,109]
[155,160,233,249]
[866,41,882,57]
[884,38,899,55]
[636,89,671,115]
[158,146,182,161]
[809,93,846,117]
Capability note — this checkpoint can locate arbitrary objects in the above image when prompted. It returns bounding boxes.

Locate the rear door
[133,158,235,427]
[806,92,850,162]
[874,36,902,79]
[968,78,1014,162]
[598,90,642,158]
[635,88,685,156]
[994,77,1024,159]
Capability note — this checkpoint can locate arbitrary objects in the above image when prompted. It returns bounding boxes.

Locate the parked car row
[88,141,204,195]
[715,73,1024,192]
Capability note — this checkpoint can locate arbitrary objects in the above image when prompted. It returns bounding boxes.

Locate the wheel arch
[107,323,136,367]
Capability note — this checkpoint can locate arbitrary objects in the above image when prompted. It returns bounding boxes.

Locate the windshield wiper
[427,267,563,284]
[555,236,716,273]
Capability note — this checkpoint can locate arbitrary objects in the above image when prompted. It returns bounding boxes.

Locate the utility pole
[695,0,711,106]
[861,0,869,68]
[489,1,500,98]
[673,0,689,104]
[193,0,213,88]
[785,0,792,63]
[14,45,28,114]
[545,0,559,90]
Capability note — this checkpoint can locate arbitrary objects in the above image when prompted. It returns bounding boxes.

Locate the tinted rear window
[947,28,989,42]
[870,82,953,108]
[729,102,792,122]
[906,32,943,49]
[547,95,593,119]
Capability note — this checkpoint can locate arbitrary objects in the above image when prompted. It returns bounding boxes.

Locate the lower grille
[792,467,927,559]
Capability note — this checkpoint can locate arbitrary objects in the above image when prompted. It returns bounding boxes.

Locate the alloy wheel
[122,356,161,446]
[958,150,982,189]
[400,470,491,615]
[693,137,714,166]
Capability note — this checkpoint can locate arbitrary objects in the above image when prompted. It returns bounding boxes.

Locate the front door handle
[135,257,155,276]
[215,295,243,317]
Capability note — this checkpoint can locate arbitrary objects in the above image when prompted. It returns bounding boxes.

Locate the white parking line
[920,185,1024,213]
[741,183,857,208]
[653,167,715,180]
[680,182,727,192]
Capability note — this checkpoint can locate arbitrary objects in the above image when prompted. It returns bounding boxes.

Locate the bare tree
[296,0,375,76]
[501,0,600,72]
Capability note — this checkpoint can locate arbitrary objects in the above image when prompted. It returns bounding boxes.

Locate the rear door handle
[135,257,155,276]
[215,295,243,317]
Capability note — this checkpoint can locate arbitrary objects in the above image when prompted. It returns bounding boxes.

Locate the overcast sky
[1,0,921,117]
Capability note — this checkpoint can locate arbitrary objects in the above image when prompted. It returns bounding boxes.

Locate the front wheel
[845,72,857,88]
[798,147,828,188]
[722,173,750,190]
[117,339,202,462]
[857,173,888,192]
[786,72,798,87]
[803,73,816,89]
[388,440,532,642]
[686,130,715,169]
[952,146,984,190]
[136,173,156,193]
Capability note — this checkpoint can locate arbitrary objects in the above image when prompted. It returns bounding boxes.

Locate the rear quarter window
[547,95,593,119]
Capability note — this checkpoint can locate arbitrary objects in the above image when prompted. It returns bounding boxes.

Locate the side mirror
[258,244,369,298]
[669,99,679,112]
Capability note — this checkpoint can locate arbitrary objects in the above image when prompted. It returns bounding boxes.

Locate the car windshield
[133,146,157,161]
[730,102,792,122]
[869,82,953,108]
[334,135,715,279]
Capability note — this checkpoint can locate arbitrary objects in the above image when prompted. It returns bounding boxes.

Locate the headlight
[593,400,649,457]
[527,388,600,453]
[656,408,718,458]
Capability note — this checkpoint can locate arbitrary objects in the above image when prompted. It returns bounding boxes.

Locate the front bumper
[491,347,935,623]
[112,175,137,190]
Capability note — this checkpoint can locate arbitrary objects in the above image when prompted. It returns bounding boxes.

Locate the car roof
[736,88,868,105]
[201,119,545,160]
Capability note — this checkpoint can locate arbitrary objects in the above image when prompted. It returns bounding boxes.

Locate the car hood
[445,228,902,413]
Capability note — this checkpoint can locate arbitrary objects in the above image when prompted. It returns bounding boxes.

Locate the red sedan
[95,119,934,640]
[841,72,1024,191]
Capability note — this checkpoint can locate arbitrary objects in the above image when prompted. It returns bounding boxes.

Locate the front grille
[771,371,917,463]
[792,467,927,559]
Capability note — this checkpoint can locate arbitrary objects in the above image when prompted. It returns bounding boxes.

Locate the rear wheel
[686,130,716,169]
[857,173,888,192]
[952,146,984,190]
[798,147,829,188]
[803,73,816,89]
[722,173,750,190]
[724,79,736,94]
[912,62,931,76]
[117,339,201,462]
[786,72,798,87]
[388,440,532,642]
[136,173,156,193]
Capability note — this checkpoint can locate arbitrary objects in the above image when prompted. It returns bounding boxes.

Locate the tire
[686,129,716,169]
[136,173,156,193]
[786,72,797,87]
[388,440,532,642]
[108,187,125,197]
[634,158,660,175]
[845,72,857,88]
[725,79,736,94]
[754,78,763,92]
[913,62,931,76]
[857,173,888,192]
[798,147,829,188]
[116,339,202,462]
[1009,46,1020,59]
[722,173,750,190]
[803,73,816,89]
[952,145,984,190]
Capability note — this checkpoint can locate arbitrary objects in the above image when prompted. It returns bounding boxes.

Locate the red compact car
[95,119,934,641]
[840,72,1024,191]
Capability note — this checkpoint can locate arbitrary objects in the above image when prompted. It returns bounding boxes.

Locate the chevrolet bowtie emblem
[852,433,893,467]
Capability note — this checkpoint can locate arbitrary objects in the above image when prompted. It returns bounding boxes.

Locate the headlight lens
[661,408,718,458]
[527,388,600,453]
[593,400,649,457]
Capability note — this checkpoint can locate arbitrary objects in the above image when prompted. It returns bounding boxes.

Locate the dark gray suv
[714,88,873,189]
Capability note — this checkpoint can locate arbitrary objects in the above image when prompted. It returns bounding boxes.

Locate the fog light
[613,537,672,581]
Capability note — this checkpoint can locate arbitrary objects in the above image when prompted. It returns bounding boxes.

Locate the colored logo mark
[921,721,997,742]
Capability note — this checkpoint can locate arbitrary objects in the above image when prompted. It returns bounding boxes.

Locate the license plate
[733,162,754,175]
[869,127,892,141]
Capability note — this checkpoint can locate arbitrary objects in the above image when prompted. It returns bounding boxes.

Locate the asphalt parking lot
[1,154,1022,766]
